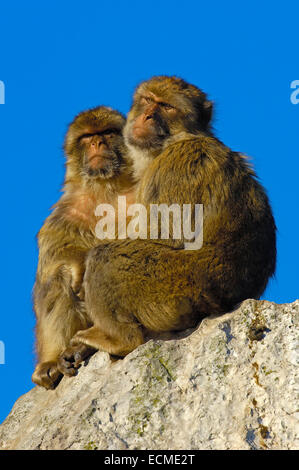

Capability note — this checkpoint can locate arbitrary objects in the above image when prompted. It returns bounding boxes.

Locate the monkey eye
[101,128,118,137]
[79,134,93,144]
[160,102,175,111]
[140,96,153,105]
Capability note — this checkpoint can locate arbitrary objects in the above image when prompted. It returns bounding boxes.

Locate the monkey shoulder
[140,135,263,208]
[154,135,232,173]
[142,135,240,191]
[41,189,99,236]
[37,209,93,260]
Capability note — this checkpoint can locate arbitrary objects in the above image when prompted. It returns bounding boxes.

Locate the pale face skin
[125,91,181,151]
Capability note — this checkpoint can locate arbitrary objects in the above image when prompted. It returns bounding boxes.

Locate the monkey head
[124,76,213,155]
[64,106,126,181]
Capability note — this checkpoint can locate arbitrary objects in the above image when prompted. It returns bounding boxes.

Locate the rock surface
[0,299,298,450]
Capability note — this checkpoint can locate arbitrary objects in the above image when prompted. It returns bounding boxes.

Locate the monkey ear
[202,100,213,127]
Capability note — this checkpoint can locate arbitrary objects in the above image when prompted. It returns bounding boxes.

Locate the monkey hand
[32,361,63,390]
[57,343,97,377]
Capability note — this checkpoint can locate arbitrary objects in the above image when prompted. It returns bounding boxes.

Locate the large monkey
[59,76,276,366]
[32,106,134,389]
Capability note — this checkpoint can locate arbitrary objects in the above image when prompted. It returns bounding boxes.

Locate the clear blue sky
[0,1,298,424]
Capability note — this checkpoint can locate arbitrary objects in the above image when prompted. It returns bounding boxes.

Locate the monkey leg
[32,279,91,389]
[58,320,144,372]
[69,318,144,355]
[74,240,220,361]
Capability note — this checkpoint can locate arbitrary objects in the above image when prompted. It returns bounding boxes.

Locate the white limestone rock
[0,299,298,450]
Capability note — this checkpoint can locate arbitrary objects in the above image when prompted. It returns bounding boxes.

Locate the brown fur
[63,76,276,362]
[32,106,134,389]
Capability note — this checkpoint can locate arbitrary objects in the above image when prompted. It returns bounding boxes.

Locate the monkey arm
[37,218,89,291]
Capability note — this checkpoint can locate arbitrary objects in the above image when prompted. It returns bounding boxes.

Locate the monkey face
[64,106,127,181]
[124,92,177,151]
[79,130,124,180]
[124,76,213,153]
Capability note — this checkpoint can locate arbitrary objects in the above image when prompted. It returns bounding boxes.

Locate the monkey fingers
[32,361,62,390]
[57,343,97,376]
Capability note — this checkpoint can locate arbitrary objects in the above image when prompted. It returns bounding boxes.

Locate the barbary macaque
[32,106,134,389]
[59,76,276,367]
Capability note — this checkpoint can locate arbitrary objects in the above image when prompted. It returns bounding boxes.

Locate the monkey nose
[92,140,103,148]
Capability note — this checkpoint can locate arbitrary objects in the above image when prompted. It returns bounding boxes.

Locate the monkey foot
[57,344,97,377]
[32,361,63,390]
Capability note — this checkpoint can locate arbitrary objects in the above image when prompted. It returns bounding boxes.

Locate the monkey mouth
[133,120,168,136]
[129,118,169,150]
[128,131,166,150]
[88,155,110,169]
[84,157,120,180]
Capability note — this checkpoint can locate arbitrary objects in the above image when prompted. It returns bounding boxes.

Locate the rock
[0,299,298,450]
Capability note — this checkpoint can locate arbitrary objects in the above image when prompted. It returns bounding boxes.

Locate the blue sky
[0,1,298,423]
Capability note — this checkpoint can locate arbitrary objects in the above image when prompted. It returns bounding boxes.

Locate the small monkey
[32,106,134,389]
[60,76,276,364]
